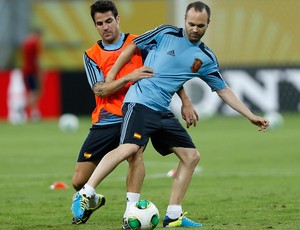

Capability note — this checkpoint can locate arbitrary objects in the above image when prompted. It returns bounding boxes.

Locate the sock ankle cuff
[81,183,96,198]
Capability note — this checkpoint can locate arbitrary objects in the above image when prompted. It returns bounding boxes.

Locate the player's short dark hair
[186,1,211,21]
[90,0,119,23]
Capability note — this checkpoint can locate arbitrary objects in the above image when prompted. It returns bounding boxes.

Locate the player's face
[184,7,209,44]
[94,11,120,44]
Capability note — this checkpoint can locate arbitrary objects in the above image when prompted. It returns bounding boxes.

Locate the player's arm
[84,53,153,97]
[176,86,199,128]
[84,53,126,97]
[216,86,269,131]
[106,43,139,82]
[93,66,154,97]
[92,79,128,98]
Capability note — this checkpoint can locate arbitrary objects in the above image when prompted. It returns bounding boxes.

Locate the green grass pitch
[0,113,299,229]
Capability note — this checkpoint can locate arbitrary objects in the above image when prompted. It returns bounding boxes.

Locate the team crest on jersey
[190,58,202,73]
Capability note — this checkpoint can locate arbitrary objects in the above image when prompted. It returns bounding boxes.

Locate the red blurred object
[50,182,69,190]
[38,70,61,118]
[0,70,61,120]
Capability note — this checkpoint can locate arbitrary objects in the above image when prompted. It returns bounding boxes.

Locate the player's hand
[249,115,269,132]
[181,102,199,128]
[126,66,154,83]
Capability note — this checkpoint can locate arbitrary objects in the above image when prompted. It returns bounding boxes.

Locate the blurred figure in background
[7,68,27,124]
[21,27,43,121]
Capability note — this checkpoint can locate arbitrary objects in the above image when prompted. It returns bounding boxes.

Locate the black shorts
[121,103,196,156]
[77,123,121,162]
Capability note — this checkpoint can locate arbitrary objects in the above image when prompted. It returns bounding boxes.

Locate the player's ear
[116,15,120,23]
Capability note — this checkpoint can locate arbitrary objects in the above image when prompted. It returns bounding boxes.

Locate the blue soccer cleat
[163,212,203,227]
[71,192,105,224]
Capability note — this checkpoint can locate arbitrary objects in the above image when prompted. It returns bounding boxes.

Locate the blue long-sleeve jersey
[124,25,227,111]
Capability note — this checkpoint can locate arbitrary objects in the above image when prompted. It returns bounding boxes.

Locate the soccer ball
[125,200,160,230]
[264,111,284,130]
[58,113,79,132]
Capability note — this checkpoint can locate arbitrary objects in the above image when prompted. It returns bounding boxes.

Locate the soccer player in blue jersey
[72,1,269,228]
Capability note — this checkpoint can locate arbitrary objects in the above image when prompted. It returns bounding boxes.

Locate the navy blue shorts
[121,103,196,156]
[24,74,39,91]
[77,123,121,162]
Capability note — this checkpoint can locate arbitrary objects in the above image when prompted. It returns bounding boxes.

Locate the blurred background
[0,0,299,121]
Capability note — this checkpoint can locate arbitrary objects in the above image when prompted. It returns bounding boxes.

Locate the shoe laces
[79,194,90,210]
[180,212,197,224]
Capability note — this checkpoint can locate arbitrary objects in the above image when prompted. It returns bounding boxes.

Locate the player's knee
[127,151,143,164]
[187,149,200,166]
[72,178,85,191]
[119,144,140,160]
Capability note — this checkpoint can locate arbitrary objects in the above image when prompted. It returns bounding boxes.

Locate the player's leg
[72,143,140,220]
[126,148,145,206]
[151,112,202,227]
[123,103,163,206]
[72,103,150,221]
[72,161,98,191]
[121,103,162,229]
[71,124,120,224]
[122,147,146,229]
[90,143,142,187]
[169,147,200,205]
[165,149,202,227]
[26,75,41,121]
[72,162,106,224]
[72,124,121,189]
